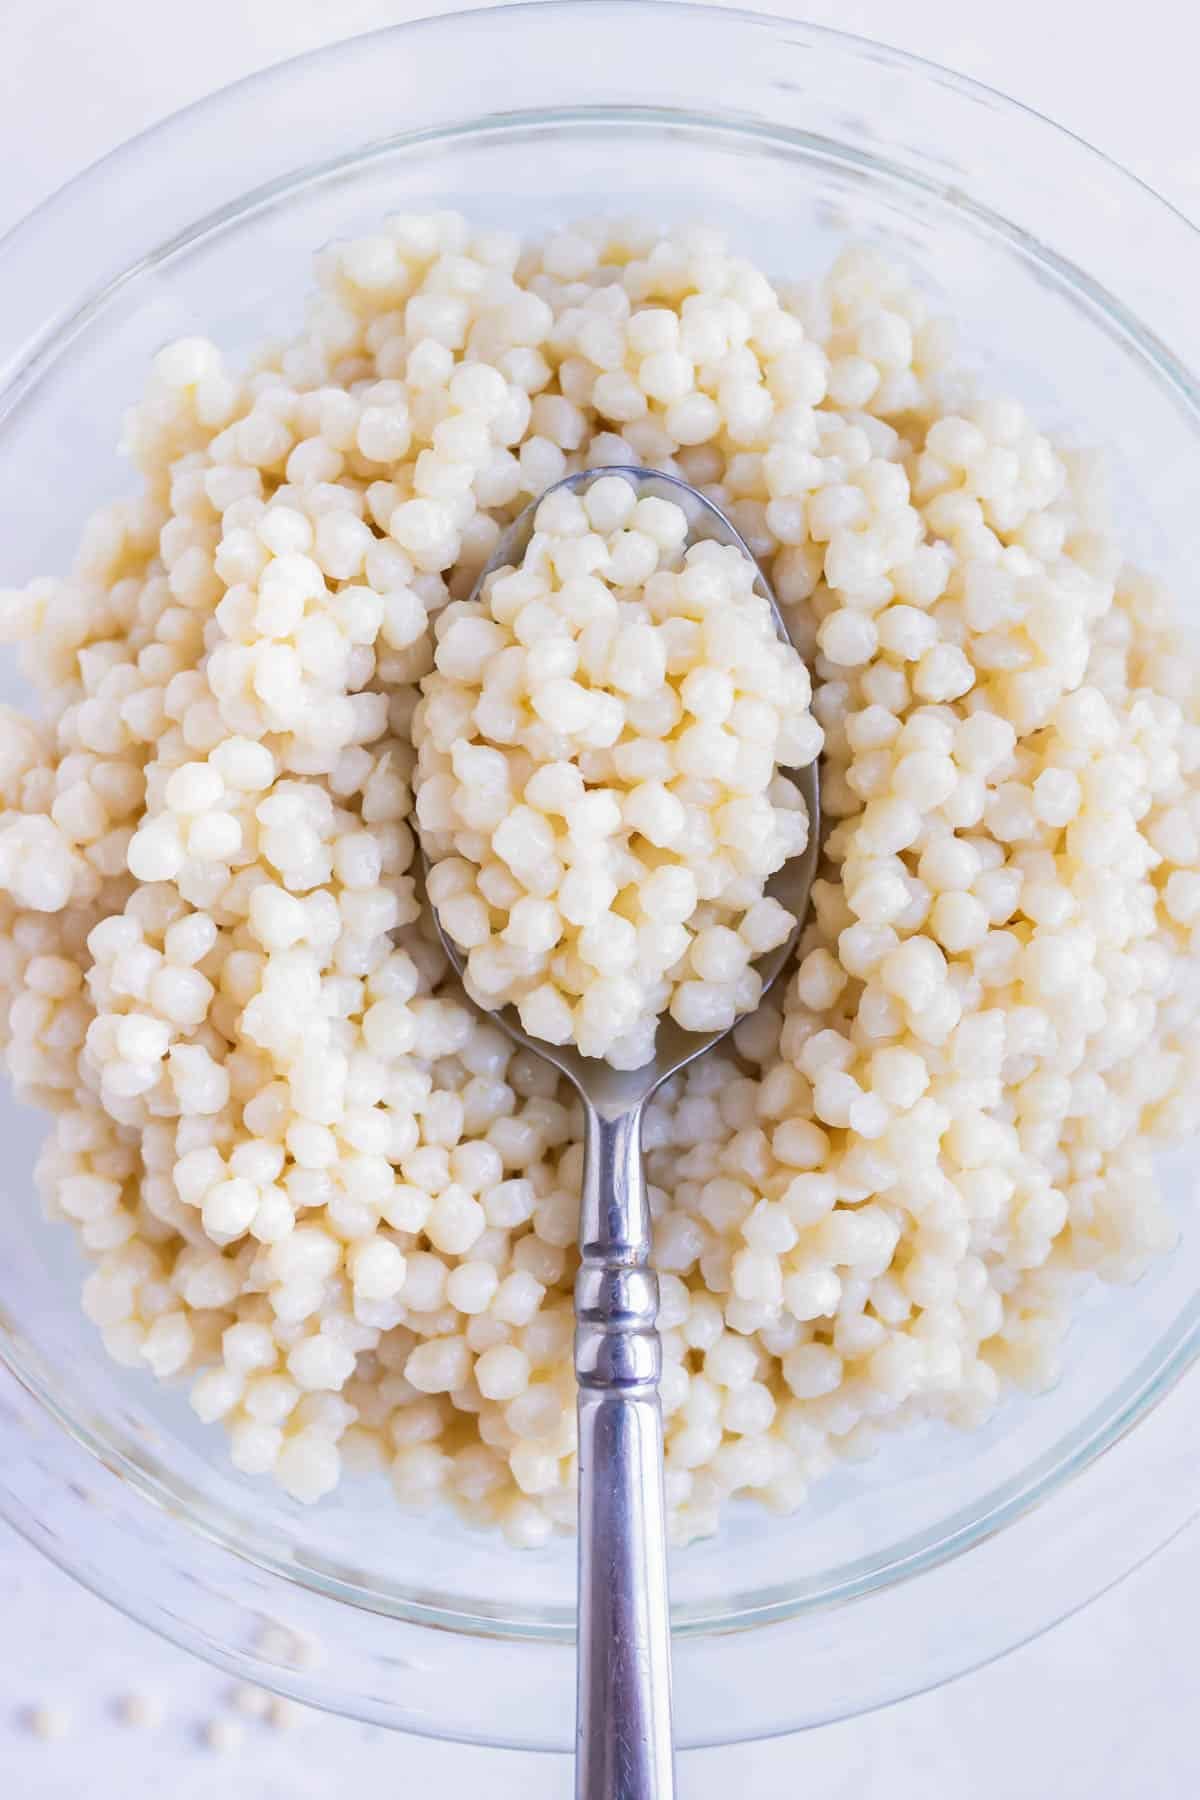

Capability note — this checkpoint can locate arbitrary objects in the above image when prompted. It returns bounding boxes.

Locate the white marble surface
[3,1,1200,1793]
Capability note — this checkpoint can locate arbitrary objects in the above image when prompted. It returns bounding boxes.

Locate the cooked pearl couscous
[415,477,817,1065]
[1,212,1197,1546]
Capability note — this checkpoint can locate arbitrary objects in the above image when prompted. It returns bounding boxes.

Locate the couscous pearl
[116,1690,166,1730]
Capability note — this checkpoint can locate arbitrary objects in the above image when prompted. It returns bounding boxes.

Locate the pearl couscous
[1,212,1197,1546]
[415,477,817,1065]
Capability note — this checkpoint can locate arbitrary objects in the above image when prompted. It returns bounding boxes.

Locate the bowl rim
[2,0,1200,1745]
[4,0,1200,408]
[5,0,1200,263]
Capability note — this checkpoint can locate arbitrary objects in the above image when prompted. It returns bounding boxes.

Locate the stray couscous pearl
[116,1690,166,1730]
[0,214,1196,1550]
[267,1695,304,1731]
[201,1716,245,1754]
[230,1682,271,1719]
[25,1703,72,1741]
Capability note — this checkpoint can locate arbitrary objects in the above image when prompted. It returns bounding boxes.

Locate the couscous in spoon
[422,466,820,1800]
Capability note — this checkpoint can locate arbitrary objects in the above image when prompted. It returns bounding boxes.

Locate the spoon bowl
[425,465,821,1118]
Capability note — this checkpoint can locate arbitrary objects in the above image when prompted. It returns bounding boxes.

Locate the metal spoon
[422,467,820,1800]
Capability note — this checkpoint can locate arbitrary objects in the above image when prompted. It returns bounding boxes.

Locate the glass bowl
[1,0,1199,1752]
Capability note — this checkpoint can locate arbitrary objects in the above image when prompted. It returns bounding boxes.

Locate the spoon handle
[574,1102,675,1800]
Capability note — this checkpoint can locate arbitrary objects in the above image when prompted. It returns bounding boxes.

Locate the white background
[2,2,1199,1794]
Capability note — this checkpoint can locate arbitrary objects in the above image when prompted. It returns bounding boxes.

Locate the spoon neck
[578,1101,650,1264]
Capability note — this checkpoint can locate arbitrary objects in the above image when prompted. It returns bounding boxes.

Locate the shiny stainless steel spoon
[422,467,820,1800]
